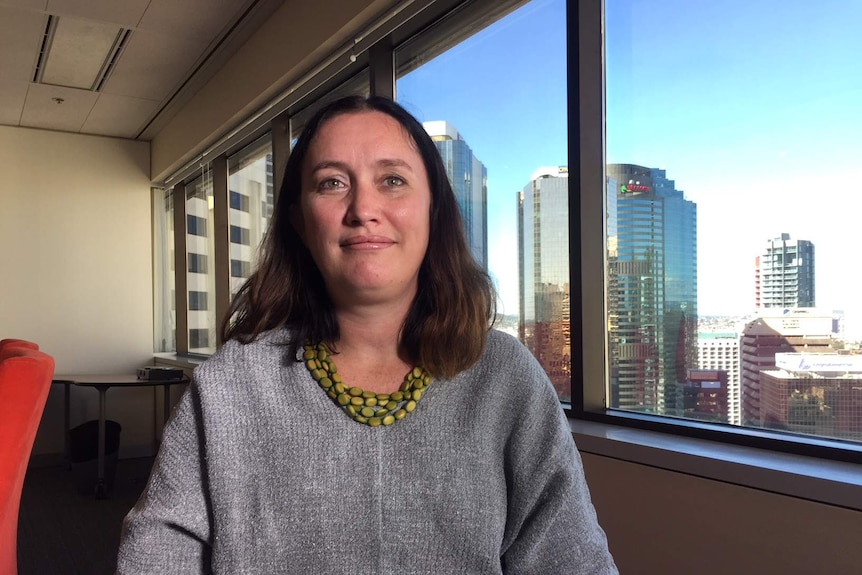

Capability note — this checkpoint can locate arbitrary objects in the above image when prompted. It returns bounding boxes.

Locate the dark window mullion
[212,155,230,349]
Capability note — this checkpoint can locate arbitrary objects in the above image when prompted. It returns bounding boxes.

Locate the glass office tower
[423,121,488,269]
[607,164,698,415]
[518,167,571,401]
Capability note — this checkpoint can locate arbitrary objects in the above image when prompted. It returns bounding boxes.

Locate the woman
[116,96,617,574]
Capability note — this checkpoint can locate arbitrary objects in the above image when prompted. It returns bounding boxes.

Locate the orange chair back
[0,346,54,575]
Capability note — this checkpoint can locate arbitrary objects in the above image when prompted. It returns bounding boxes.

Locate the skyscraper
[606,164,698,415]
[518,167,571,401]
[423,121,488,269]
[755,233,815,309]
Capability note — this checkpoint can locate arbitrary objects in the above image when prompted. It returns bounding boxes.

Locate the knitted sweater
[116,329,617,574]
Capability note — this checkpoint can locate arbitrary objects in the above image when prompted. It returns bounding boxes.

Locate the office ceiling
[0,0,282,140]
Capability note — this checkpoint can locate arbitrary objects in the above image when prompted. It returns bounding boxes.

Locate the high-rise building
[740,308,833,426]
[606,164,698,415]
[698,332,741,425]
[423,121,488,269]
[755,233,815,309]
[518,167,571,401]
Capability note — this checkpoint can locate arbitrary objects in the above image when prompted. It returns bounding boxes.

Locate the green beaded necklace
[303,342,432,427]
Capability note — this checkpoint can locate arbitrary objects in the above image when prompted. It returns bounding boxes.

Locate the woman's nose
[345,180,380,225]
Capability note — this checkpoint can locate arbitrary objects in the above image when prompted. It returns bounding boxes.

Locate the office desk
[53,374,189,498]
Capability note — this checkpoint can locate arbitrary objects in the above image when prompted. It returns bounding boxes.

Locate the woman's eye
[319,178,345,191]
[384,176,405,187]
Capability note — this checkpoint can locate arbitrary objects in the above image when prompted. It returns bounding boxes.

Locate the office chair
[0,346,54,574]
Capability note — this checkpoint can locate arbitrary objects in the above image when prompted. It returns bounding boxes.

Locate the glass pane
[186,172,216,354]
[606,0,862,443]
[153,188,175,352]
[397,0,570,401]
[228,135,274,296]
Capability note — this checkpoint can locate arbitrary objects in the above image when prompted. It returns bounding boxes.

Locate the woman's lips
[341,236,394,250]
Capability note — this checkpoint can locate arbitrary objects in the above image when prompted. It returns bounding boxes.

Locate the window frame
[569,0,862,464]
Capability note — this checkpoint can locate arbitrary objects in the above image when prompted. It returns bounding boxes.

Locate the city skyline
[398,0,862,340]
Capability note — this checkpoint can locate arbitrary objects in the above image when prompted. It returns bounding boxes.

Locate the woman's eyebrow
[376,158,414,172]
[309,160,349,173]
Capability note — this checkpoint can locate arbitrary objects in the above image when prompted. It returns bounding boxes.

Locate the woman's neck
[329,304,413,394]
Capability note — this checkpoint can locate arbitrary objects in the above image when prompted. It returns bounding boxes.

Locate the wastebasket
[69,419,122,496]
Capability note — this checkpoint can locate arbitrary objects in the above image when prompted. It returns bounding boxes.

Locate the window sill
[153,352,207,371]
[570,418,862,512]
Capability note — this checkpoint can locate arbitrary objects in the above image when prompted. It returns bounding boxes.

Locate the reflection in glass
[186,172,216,354]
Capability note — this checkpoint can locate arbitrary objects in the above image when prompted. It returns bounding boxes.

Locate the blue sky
[398,0,862,338]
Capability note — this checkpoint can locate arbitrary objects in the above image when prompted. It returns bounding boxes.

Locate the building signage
[775,352,862,373]
[620,183,651,194]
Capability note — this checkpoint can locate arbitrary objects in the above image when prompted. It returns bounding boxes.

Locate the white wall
[0,125,154,457]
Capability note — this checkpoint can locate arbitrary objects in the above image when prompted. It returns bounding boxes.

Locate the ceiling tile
[40,17,121,89]
[0,80,29,125]
[136,0,249,43]
[81,93,160,138]
[100,30,207,101]
[20,82,97,132]
[46,0,149,28]
[0,6,47,82]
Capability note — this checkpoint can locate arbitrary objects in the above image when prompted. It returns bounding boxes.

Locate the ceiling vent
[32,14,130,92]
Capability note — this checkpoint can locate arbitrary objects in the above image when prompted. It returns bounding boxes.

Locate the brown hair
[222,95,496,378]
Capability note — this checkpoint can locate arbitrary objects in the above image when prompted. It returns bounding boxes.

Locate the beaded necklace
[303,342,431,426]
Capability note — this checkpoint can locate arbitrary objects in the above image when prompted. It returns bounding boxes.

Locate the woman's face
[294,110,432,310]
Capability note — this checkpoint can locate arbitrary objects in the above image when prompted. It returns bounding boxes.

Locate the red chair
[0,340,39,359]
[0,346,54,575]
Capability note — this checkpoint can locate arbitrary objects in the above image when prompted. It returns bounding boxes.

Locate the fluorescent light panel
[40,17,121,90]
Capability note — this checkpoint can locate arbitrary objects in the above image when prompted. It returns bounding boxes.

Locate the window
[188,291,208,311]
[186,173,216,355]
[228,136,274,295]
[153,188,175,353]
[397,0,569,402]
[187,215,207,237]
[599,0,862,449]
[230,225,250,246]
[229,190,250,212]
[189,328,209,350]
[151,0,861,462]
[188,253,207,274]
[231,259,251,279]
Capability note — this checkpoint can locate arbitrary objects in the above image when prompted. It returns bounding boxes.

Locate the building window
[189,328,209,349]
[230,225,250,246]
[231,259,251,279]
[229,190,250,212]
[188,291,208,311]
[188,253,207,274]
[187,214,207,237]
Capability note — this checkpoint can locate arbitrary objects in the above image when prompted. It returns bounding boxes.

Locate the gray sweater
[116,329,617,574]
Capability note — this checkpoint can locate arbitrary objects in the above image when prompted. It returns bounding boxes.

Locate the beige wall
[0,125,154,456]
[582,453,862,574]
[150,0,395,182]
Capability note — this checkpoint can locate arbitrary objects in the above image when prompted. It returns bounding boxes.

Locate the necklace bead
[304,343,431,426]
